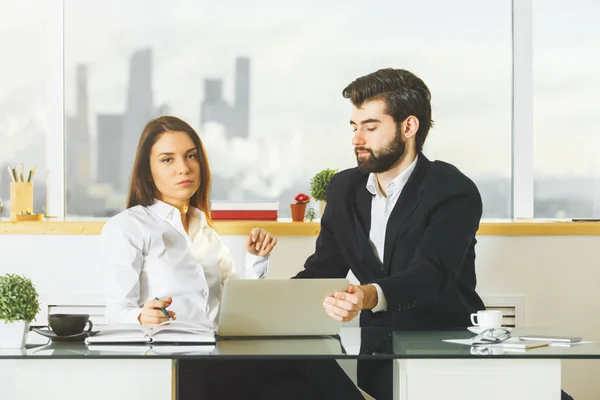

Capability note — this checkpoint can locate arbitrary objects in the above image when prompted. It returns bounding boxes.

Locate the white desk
[0,327,594,400]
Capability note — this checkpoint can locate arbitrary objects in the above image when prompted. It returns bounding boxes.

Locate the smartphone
[518,335,581,343]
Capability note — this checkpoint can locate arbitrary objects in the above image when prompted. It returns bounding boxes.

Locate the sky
[0,0,599,182]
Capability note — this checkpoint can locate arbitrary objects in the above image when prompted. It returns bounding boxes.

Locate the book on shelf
[210,201,279,211]
[210,200,279,220]
[84,320,215,345]
[210,210,278,220]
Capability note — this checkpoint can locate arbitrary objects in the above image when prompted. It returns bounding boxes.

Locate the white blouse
[101,199,268,328]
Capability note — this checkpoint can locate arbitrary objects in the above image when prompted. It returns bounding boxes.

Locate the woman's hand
[245,227,278,257]
[138,297,176,328]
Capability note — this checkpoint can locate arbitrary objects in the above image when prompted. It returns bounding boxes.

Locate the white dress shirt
[367,156,418,312]
[101,199,268,328]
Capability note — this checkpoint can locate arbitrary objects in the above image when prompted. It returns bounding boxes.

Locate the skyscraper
[200,57,251,138]
[234,57,250,138]
[200,78,232,131]
[66,64,91,186]
[97,114,123,190]
[119,48,154,191]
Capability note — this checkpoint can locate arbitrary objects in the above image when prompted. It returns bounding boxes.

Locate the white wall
[1,234,599,399]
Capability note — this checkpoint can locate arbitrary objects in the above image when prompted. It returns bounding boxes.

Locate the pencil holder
[10,182,34,221]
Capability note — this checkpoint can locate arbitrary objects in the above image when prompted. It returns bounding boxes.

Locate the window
[64,0,512,218]
[533,0,600,218]
[0,0,47,218]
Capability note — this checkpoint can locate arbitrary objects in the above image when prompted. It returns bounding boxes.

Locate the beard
[355,131,406,173]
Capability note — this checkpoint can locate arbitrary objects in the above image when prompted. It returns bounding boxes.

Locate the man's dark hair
[342,68,434,152]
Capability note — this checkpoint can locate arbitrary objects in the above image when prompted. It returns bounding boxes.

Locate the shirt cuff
[371,283,388,313]
[244,253,269,279]
[107,307,143,325]
[128,307,144,324]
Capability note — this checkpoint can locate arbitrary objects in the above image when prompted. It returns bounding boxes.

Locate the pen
[7,166,15,182]
[154,297,172,320]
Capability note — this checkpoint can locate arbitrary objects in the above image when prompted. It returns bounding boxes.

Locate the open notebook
[85,320,215,345]
[86,344,216,355]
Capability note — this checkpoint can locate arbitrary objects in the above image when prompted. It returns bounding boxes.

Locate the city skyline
[64,49,259,213]
[1,43,599,218]
[2,0,598,178]
[58,0,599,178]
[1,41,599,218]
[61,48,331,216]
[47,47,600,218]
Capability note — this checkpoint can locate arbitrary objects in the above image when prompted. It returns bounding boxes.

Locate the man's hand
[323,284,372,322]
[245,227,278,257]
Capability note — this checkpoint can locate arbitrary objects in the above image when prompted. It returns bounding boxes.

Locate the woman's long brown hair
[126,116,214,227]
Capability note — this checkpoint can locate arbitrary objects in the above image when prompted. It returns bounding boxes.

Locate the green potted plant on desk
[0,274,40,348]
[309,168,338,216]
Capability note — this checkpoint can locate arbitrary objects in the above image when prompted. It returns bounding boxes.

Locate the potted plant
[309,168,338,215]
[305,208,317,222]
[16,208,44,221]
[291,193,310,222]
[0,273,41,348]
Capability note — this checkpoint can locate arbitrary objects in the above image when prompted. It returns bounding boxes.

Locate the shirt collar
[147,199,207,227]
[366,155,419,196]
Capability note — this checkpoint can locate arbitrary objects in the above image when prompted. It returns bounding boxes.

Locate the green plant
[305,208,316,222]
[309,168,338,201]
[0,274,40,323]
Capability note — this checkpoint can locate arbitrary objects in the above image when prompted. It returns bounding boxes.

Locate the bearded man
[295,68,486,400]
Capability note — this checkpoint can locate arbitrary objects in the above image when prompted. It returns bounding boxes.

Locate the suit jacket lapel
[382,154,430,275]
[352,182,372,234]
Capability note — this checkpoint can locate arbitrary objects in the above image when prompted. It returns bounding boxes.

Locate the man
[296,67,485,328]
[295,68,486,399]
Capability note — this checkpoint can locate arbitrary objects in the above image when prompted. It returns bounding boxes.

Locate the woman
[101,116,363,400]
[102,115,276,328]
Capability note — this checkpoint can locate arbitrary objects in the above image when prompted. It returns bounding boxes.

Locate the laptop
[217,337,344,355]
[217,278,349,337]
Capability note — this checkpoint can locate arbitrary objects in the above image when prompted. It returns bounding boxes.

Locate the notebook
[84,320,216,345]
[502,340,551,351]
[86,344,216,355]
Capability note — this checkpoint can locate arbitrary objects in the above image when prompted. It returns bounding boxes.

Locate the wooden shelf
[1,220,600,236]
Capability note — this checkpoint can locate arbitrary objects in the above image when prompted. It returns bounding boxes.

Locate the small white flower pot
[0,320,29,348]
[319,200,327,216]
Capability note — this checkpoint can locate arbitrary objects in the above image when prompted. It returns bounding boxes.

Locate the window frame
[44,0,534,220]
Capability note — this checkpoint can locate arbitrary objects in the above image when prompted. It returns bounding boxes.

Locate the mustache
[355,147,373,155]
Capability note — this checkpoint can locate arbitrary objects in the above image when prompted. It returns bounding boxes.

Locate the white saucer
[470,346,507,355]
[467,326,513,335]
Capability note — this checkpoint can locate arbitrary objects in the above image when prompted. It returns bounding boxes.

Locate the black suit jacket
[295,154,485,329]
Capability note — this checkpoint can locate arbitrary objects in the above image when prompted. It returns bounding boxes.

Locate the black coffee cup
[48,314,93,336]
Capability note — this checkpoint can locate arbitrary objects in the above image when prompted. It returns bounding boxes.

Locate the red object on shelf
[210,210,278,220]
[290,203,306,222]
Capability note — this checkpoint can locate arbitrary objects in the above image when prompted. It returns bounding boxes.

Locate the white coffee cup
[470,310,503,330]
